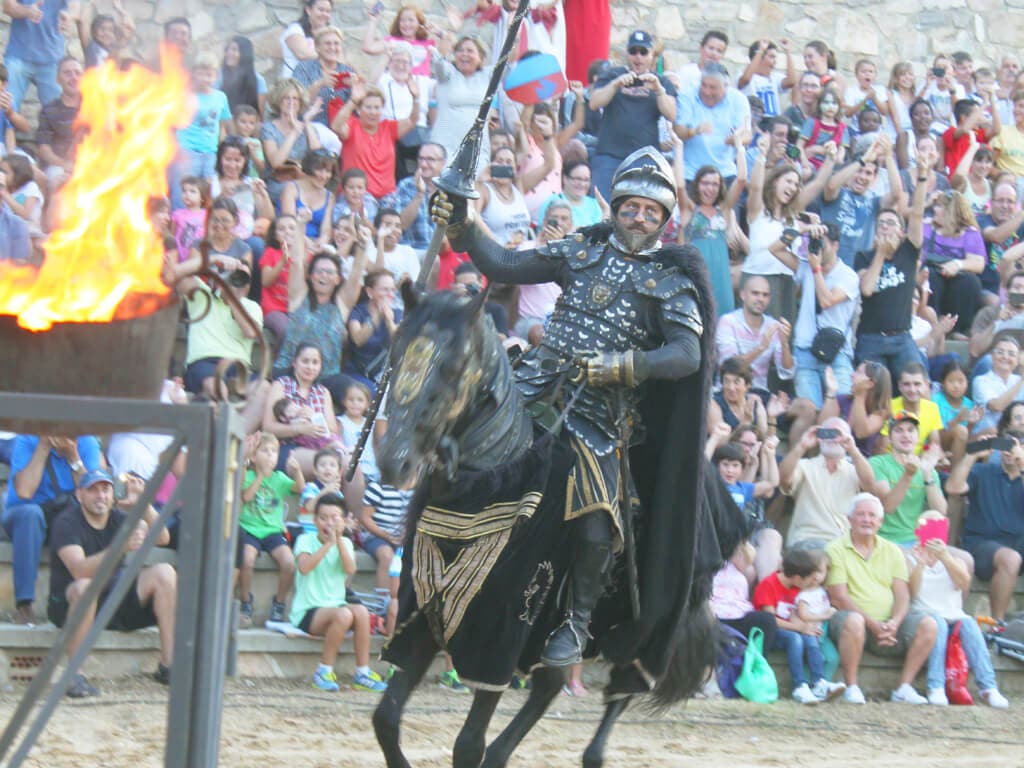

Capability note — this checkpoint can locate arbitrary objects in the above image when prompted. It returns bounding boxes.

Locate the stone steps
[1,620,1021,699]
[2,544,1022,696]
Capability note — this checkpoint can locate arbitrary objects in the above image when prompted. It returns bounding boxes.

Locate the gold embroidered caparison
[414,492,542,643]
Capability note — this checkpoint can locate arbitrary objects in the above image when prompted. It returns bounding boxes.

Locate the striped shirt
[362,481,413,538]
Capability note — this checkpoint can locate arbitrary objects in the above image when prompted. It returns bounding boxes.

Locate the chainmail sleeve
[448,220,564,285]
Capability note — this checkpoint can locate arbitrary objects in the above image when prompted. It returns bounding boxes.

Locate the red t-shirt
[942,126,988,177]
[436,245,472,291]
[259,247,290,315]
[752,572,800,620]
[340,115,398,200]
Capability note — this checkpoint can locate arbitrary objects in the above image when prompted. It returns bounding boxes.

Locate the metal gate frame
[0,393,245,767]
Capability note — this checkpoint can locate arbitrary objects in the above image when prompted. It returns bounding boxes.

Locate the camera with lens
[225,269,252,288]
[212,260,252,289]
[464,282,481,296]
[808,237,823,255]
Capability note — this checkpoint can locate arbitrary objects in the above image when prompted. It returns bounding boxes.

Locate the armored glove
[579,351,648,387]
[430,190,472,229]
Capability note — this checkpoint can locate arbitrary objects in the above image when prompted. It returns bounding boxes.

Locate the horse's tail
[644,583,719,712]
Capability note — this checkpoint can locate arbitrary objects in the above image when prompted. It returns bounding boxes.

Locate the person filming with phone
[946,430,1024,624]
[779,418,882,551]
[908,509,1011,708]
[588,30,677,198]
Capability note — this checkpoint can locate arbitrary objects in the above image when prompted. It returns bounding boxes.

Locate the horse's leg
[452,689,503,768]
[373,630,440,768]
[480,666,566,768]
[581,694,632,768]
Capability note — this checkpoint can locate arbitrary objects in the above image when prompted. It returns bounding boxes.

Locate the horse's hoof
[582,748,603,768]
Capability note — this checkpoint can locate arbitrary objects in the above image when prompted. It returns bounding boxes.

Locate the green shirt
[290,531,351,626]
[239,469,294,539]
[869,453,939,545]
[826,533,909,621]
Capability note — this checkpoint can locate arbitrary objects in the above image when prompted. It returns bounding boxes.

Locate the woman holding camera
[742,133,837,323]
[474,145,532,247]
[291,27,354,126]
[921,190,985,338]
[177,198,261,399]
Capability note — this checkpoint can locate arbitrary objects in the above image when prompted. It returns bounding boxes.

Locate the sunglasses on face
[628,47,649,56]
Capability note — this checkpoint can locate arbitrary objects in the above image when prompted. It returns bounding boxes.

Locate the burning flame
[0,46,192,331]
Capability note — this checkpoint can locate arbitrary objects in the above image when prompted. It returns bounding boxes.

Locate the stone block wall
[1,0,1019,94]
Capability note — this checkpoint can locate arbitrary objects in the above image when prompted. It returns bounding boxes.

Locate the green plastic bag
[734,627,779,703]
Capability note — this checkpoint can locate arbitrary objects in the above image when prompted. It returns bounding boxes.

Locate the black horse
[371,287,747,768]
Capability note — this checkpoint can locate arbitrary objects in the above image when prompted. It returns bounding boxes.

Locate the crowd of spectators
[1,0,1023,705]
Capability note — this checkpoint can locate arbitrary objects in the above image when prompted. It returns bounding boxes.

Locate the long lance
[413,0,532,291]
[345,0,533,483]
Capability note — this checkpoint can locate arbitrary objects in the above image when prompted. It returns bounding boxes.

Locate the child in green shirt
[292,492,386,692]
[238,433,304,628]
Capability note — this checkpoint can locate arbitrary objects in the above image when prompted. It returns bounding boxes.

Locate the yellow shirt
[992,124,1024,177]
[880,397,943,454]
[826,533,908,621]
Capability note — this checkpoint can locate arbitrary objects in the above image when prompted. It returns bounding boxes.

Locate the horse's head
[377,287,490,487]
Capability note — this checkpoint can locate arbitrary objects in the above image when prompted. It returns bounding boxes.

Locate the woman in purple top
[921,190,986,337]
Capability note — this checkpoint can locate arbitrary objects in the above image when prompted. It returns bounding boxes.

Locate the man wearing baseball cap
[47,469,176,698]
[868,411,949,548]
[588,29,677,198]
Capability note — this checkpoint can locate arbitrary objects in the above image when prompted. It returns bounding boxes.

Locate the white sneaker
[792,682,819,705]
[980,688,1010,709]
[927,688,949,706]
[812,678,847,702]
[843,684,866,704]
[891,683,928,704]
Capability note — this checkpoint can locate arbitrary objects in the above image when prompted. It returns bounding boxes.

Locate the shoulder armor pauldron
[630,261,698,300]
[540,233,602,270]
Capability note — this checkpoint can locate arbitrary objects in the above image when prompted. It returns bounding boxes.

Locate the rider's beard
[613,220,664,254]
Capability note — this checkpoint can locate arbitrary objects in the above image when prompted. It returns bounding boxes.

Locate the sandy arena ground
[2,676,1024,767]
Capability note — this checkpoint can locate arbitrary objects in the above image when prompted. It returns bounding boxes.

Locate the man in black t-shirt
[48,470,176,698]
[854,172,929,377]
[588,30,677,198]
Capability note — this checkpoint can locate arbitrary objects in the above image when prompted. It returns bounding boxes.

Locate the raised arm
[434,193,563,285]
[746,134,770,221]
[798,142,839,208]
[286,223,309,312]
[906,152,929,248]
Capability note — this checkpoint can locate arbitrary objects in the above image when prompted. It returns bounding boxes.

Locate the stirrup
[540,615,590,666]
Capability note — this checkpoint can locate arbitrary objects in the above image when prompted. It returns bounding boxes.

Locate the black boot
[541,536,612,667]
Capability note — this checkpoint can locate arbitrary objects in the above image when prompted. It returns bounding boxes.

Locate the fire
[0,46,192,331]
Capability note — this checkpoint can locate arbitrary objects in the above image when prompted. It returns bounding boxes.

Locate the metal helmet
[609,147,677,218]
[608,147,676,254]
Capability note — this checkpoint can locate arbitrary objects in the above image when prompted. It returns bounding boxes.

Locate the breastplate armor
[513,238,695,455]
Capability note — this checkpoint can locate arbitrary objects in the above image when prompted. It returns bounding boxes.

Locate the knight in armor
[432,147,709,671]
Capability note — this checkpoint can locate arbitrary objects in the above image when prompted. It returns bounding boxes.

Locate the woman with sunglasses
[538,159,603,229]
[921,190,985,338]
[272,221,371,409]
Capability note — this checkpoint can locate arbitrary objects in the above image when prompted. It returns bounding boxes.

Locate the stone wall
[1,0,1021,89]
